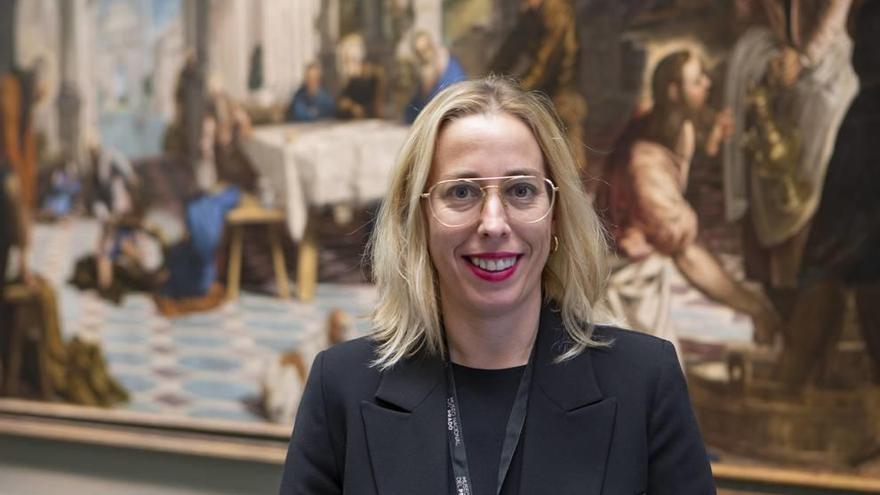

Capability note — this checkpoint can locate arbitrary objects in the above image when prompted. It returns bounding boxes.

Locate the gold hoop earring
[552,235,559,253]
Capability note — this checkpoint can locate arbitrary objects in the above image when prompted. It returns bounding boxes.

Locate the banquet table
[240,120,409,300]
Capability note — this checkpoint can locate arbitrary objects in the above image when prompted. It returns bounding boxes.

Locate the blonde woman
[280,78,715,494]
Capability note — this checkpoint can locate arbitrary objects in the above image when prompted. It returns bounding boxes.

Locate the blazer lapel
[361,352,448,495]
[518,306,618,494]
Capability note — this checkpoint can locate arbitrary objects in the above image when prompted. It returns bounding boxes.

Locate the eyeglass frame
[420,175,559,228]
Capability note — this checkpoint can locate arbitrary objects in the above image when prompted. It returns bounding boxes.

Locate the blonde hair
[369,77,609,369]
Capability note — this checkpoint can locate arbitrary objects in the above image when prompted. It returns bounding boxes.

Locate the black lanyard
[444,344,535,495]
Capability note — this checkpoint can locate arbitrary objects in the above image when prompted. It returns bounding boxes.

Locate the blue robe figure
[286,86,336,122]
[286,62,336,122]
[161,186,241,298]
[404,56,466,124]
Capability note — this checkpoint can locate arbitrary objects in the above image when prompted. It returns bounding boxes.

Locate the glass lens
[502,176,551,222]
[428,176,555,227]
[430,180,483,226]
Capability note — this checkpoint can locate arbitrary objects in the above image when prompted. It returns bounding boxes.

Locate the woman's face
[426,112,553,319]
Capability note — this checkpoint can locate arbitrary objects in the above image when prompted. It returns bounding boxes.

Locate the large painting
[1,0,878,490]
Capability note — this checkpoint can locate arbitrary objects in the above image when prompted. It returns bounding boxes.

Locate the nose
[476,188,511,238]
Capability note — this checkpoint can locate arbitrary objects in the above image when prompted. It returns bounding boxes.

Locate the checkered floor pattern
[25,217,751,424]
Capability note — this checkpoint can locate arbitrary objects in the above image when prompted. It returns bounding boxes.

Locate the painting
[1,0,878,490]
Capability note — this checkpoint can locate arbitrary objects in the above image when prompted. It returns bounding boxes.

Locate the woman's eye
[508,182,537,198]
[448,184,477,199]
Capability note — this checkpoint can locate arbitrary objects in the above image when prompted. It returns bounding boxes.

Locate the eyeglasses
[421,175,558,228]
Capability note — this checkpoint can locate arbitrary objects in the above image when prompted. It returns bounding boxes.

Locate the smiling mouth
[464,254,521,282]
[466,255,519,272]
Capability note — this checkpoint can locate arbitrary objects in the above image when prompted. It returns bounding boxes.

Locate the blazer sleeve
[279,351,343,494]
[647,341,716,494]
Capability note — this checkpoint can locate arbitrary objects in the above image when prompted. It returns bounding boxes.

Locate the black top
[280,304,717,495]
[451,363,526,495]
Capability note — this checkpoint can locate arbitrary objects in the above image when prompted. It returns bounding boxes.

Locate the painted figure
[490,0,588,169]
[775,0,880,386]
[404,30,466,123]
[336,34,385,120]
[286,61,336,122]
[723,0,858,313]
[0,59,45,210]
[598,50,780,354]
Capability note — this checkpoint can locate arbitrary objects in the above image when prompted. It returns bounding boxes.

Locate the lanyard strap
[445,345,535,495]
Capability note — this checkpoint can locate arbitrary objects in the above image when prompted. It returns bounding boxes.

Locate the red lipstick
[463,252,521,282]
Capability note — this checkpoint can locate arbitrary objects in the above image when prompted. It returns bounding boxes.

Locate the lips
[463,252,521,282]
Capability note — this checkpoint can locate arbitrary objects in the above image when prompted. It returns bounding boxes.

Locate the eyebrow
[439,167,543,180]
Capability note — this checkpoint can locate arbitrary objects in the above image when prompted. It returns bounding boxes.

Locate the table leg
[269,224,290,299]
[227,226,243,300]
[297,218,318,302]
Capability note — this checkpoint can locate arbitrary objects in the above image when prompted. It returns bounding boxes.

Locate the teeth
[468,256,517,272]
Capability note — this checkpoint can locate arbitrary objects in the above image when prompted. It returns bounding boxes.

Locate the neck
[442,295,542,369]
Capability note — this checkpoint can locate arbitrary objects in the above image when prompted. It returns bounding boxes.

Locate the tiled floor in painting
[25,217,752,424]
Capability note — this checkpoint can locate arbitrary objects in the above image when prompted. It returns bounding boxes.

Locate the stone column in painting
[57,0,84,165]
[257,0,321,103]
[412,0,442,42]
[182,0,209,169]
[208,0,250,99]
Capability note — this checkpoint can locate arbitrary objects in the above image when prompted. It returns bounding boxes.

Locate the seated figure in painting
[335,33,385,120]
[152,185,241,317]
[69,196,165,305]
[286,62,336,123]
[596,50,781,356]
[403,30,466,124]
[206,85,259,192]
[0,161,127,406]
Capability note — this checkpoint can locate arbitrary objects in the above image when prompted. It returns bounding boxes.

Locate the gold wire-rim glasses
[420,175,559,228]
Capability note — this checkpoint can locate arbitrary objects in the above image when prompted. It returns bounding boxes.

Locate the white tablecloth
[240,121,409,240]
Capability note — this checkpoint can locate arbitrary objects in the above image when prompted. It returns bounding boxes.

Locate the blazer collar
[363,303,615,495]
[372,303,607,411]
[531,304,606,411]
[373,346,445,412]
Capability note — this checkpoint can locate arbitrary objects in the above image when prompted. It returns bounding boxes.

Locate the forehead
[429,112,545,180]
[681,57,703,80]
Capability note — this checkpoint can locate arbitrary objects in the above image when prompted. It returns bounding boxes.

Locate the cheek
[427,223,463,268]
[526,223,553,260]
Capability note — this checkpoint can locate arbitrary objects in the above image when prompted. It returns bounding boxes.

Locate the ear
[667,83,680,103]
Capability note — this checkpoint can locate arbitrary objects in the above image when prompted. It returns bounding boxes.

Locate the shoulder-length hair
[369,76,609,370]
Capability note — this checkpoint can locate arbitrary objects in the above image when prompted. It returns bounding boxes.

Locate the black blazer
[280,305,716,494]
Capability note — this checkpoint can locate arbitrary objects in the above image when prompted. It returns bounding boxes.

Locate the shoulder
[629,140,675,165]
[586,325,679,389]
[320,335,378,369]
[592,325,674,361]
[313,336,383,402]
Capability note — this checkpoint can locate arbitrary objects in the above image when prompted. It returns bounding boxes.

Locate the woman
[280,78,715,494]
